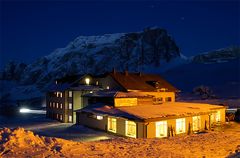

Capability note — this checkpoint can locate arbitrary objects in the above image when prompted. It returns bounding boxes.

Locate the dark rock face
[0,61,27,81]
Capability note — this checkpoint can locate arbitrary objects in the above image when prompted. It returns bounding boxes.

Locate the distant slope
[162,47,240,98]
[192,46,240,64]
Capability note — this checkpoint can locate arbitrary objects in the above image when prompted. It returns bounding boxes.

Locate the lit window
[192,116,201,131]
[216,111,221,122]
[96,81,99,85]
[156,121,168,138]
[68,91,72,97]
[53,102,55,108]
[165,97,172,102]
[56,103,59,108]
[69,115,72,122]
[159,88,167,92]
[49,102,52,108]
[96,115,103,120]
[108,117,117,133]
[106,86,110,89]
[60,103,63,109]
[176,118,186,134]
[60,115,63,121]
[211,111,221,123]
[85,78,90,85]
[60,92,62,98]
[69,103,72,109]
[125,121,136,138]
[56,92,62,97]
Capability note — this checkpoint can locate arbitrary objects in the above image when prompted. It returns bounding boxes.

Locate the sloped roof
[48,83,71,92]
[76,102,225,122]
[109,72,178,92]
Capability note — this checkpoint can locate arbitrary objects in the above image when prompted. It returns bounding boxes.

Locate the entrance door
[156,121,168,138]
[192,116,201,131]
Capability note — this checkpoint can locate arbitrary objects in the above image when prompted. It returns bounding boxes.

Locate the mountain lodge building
[46,71,226,138]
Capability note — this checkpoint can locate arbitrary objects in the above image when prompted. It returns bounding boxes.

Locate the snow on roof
[83,90,117,97]
[77,102,225,121]
[83,91,152,98]
[48,83,71,92]
[70,85,101,91]
[76,103,141,121]
[109,71,179,92]
[115,92,153,98]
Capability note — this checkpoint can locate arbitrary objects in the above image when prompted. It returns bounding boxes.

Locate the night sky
[0,0,239,68]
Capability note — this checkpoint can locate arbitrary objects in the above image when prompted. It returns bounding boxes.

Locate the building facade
[46,74,101,123]
[46,71,177,123]
[76,101,226,138]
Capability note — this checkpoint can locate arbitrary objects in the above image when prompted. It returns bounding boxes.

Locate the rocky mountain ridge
[0,28,181,89]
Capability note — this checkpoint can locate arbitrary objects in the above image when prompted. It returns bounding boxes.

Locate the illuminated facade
[46,71,226,138]
[75,71,226,138]
[46,74,101,123]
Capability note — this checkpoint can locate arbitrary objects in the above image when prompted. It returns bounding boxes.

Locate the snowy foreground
[0,123,240,158]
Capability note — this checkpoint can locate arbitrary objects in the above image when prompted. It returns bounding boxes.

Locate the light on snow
[19,108,31,113]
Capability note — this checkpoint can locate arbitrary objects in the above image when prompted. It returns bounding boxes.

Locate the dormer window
[85,78,90,85]
[159,88,167,92]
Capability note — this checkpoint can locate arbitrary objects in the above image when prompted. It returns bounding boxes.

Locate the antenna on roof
[124,70,128,76]
[138,72,142,76]
[112,68,117,74]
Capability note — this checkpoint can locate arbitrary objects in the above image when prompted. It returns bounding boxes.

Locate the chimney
[138,72,142,77]
[112,68,116,74]
[124,70,128,76]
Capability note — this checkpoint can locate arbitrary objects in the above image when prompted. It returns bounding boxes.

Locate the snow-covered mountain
[191,46,240,64]
[0,27,239,107]
[162,46,240,99]
[1,28,182,89]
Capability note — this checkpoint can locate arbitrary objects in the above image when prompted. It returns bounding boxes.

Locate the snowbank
[0,126,240,158]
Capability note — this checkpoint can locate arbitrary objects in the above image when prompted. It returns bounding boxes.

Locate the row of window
[108,117,136,138]
[156,117,198,138]
[153,97,172,104]
[57,114,72,122]
[48,102,73,109]
[156,112,221,138]
[106,112,221,138]
[52,91,73,98]
[49,102,63,109]
[156,116,201,138]
[55,92,63,98]
[48,112,72,122]
[56,114,63,121]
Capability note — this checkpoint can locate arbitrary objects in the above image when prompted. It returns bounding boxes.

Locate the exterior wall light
[96,115,103,120]
[85,78,90,85]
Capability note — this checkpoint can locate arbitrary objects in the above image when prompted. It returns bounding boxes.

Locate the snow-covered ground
[0,113,116,142]
[0,122,240,158]
[176,92,240,109]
